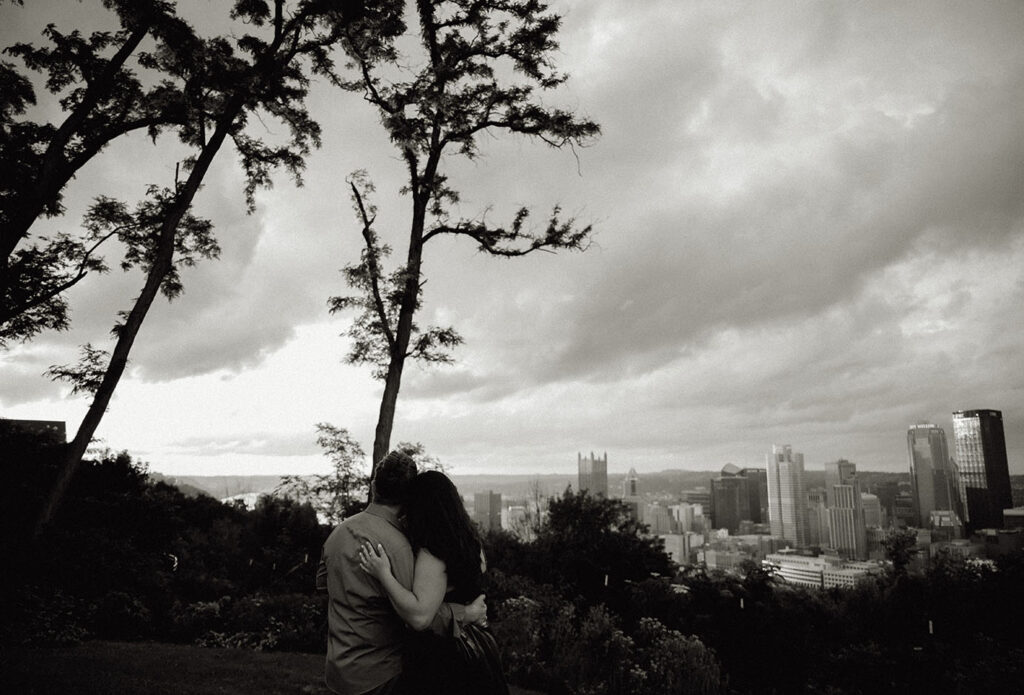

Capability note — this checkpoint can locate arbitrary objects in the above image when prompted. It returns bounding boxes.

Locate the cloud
[166,431,321,458]
[5,1,1024,476]
[0,344,68,406]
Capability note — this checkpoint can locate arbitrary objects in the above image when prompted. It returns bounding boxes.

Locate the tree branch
[349,180,395,351]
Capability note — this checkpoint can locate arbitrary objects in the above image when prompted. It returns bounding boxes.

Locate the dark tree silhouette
[330,0,600,469]
[0,0,198,344]
[31,0,364,538]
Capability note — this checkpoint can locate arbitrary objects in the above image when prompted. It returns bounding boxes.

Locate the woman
[358,470,508,695]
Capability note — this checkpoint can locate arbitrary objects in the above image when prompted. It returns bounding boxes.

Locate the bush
[4,587,91,646]
[489,585,724,695]
[93,590,154,640]
[176,593,326,653]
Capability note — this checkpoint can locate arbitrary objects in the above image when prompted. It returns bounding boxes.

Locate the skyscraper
[740,467,769,524]
[766,444,808,547]
[907,423,958,528]
[577,451,608,497]
[473,490,502,532]
[861,493,883,528]
[825,459,867,560]
[807,488,829,547]
[711,464,750,533]
[622,467,640,498]
[953,409,1012,530]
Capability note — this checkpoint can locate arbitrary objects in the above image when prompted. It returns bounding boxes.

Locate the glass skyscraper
[907,423,959,528]
[952,410,1012,530]
[766,444,808,547]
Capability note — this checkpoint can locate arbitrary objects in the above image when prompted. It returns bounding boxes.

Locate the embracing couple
[316,450,508,695]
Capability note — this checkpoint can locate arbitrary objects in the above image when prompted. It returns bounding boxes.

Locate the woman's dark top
[405,552,508,695]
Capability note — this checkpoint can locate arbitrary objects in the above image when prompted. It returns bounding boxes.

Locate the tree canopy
[9,0,366,537]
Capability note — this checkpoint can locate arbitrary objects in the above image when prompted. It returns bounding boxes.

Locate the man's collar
[364,502,402,531]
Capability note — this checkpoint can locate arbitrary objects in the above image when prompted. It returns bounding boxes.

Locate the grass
[0,640,542,695]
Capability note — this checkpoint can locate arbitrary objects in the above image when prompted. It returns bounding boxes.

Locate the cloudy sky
[3,1,1023,478]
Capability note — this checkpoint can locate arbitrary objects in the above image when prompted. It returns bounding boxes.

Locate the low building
[764,550,880,589]
[1004,508,1024,530]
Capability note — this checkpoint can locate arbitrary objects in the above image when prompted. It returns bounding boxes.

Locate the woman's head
[403,471,482,591]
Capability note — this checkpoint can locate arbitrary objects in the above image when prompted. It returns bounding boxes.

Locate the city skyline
[3,2,1024,477]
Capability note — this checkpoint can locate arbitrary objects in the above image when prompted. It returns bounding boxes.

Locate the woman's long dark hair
[402,471,482,600]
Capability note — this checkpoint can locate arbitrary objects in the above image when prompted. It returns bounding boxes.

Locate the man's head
[370,450,418,505]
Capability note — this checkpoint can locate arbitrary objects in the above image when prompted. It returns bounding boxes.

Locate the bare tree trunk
[372,355,405,467]
[32,91,246,539]
[370,186,430,473]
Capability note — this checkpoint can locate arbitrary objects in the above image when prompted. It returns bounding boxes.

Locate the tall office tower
[645,503,675,534]
[711,464,751,532]
[907,424,959,527]
[861,493,883,528]
[825,459,858,507]
[806,488,829,547]
[766,444,808,547]
[669,503,697,533]
[680,488,712,510]
[953,409,1012,530]
[577,451,608,497]
[871,480,899,525]
[622,467,640,498]
[740,467,769,524]
[473,491,502,532]
[825,460,867,560]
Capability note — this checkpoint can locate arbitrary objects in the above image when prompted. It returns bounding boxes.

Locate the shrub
[4,587,91,646]
[183,593,326,653]
[93,590,153,640]
[490,590,725,695]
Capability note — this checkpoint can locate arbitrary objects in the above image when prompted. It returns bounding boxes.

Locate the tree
[277,423,371,525]
[331,0,600,469]
[0,0,197,344]
[277,423,446,521]
[532,489,674,604]
[31,0,365,538]
[881,527,919,578]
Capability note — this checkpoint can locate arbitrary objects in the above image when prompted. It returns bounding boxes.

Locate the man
[317,450,486,695]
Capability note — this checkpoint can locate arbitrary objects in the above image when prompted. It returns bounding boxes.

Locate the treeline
[3,432,329,652]
[4,434,1024,694]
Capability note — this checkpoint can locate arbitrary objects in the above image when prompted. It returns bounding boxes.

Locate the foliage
[276,428,447,522]
[277,423,369,524]
[188,593,326,653]
[528,488,674,604]
[489,595,724,695]
[0,0,196,343]
[3,448,328,649]
[330,0,600,466]
[20,0,366,535]
[881,527,919,578]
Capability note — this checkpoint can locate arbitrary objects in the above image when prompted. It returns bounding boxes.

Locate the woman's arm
[359,542,448,631]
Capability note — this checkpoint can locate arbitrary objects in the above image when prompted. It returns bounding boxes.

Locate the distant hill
[147,472,214,499]
[160,475,288,500]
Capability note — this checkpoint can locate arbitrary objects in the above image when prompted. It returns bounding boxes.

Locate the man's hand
[464,593,488,627]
